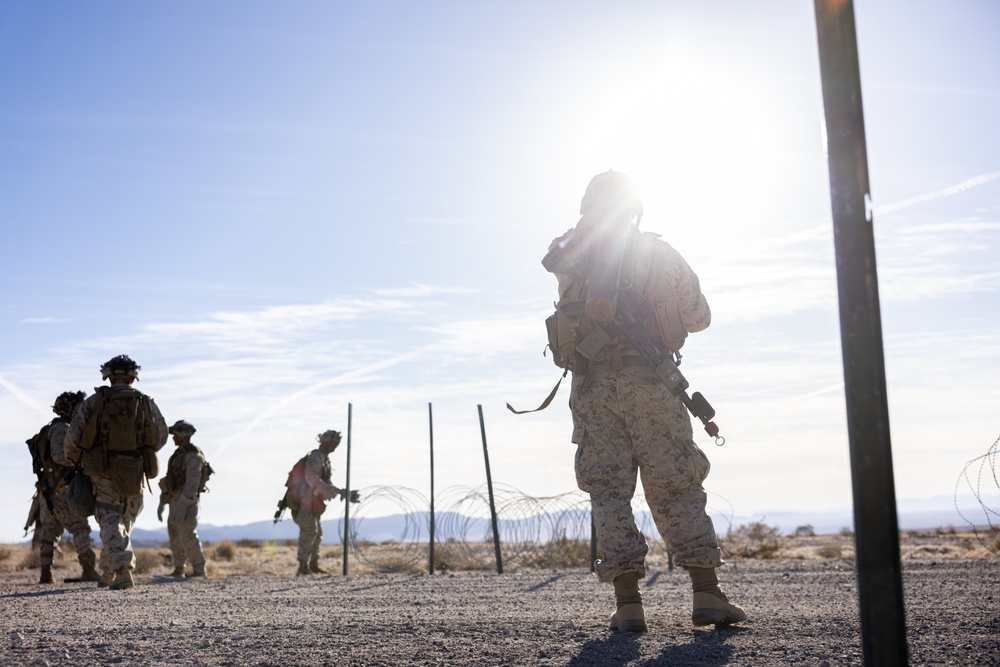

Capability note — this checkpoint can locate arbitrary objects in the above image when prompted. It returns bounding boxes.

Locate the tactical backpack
[283,454,327,515]
[25,421,56,473]
[79,386,159,495]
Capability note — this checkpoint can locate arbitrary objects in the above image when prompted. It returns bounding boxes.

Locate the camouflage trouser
[91,474,144,575]
[37,471,95,567]
[571,365,723,583]
[294,506,324,563]
[167,494,205,570]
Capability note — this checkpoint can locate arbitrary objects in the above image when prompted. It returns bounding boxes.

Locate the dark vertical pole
[342,403,353,576]
[428,402,436,575]
[589,505,597,573]
[813,2,908,664]
[477,404,503,574]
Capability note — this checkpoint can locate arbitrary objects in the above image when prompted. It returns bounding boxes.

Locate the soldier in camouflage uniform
[544,171,746,632]
[62,355,168,590]
[288,430,359,575]
[157,420,209,578]
[31,390,100,584]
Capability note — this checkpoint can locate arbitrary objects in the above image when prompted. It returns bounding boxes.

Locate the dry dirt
[1,536,998,666]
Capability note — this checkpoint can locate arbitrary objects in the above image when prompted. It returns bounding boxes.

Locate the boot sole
[692,608,747,627]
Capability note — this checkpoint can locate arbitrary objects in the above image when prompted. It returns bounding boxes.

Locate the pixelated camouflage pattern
[36,421,96,567]
[166,448,207,570]
[61,384,168,575]
[572,365,723,582]
[555,231,721,583]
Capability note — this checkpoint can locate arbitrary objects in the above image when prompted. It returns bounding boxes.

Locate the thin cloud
[19,317,68,324]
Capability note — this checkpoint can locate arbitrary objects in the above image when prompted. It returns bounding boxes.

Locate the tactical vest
[547,231,688,372]
[164,443,214,495]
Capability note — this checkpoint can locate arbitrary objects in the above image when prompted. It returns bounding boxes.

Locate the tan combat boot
[110,569,135,590]
[689,567,747,627]
[169,567,185,577]
[79,552,101,582]
[39,564,54,584]
[296,561,311,576]
[609,572,647,633]
[308,556,326,574]
[98,570,114,588]
[187,565,206,578]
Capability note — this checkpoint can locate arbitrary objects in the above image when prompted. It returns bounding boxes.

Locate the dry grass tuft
[213,541,237,562]
[722,521,783,559]
[133,549,160,574]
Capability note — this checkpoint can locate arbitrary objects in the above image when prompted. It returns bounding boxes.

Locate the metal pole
[813,2,908,664]
[429,402,436,575]
[589,505,597,573]
[477,404,503,574]
[342,403,353,576]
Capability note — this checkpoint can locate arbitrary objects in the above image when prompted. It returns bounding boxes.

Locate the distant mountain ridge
[130,497,998,546]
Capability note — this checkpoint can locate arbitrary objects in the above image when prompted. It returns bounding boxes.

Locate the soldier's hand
[157,502,165,522]
[348,490,360,504]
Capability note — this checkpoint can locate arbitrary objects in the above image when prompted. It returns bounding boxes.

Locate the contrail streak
[210,349,424,458]
[0,373,48,419]
[875,171,1000,217]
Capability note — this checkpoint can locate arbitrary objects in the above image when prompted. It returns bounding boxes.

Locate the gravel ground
[2,558,998,666]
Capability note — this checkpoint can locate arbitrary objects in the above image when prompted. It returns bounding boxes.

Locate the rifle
[273,493,288,524]
[575,287,723,443]
[26,433,56,519]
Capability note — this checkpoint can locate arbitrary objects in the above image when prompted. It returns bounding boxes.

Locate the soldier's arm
[49,422,71,467]
[304,451,341,499]
[670,248,712,334]
[148,398,169,451]
[180,451,203,499]
[61,396,95,466]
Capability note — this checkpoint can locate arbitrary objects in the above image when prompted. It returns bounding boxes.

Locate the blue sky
[1,1,998,542]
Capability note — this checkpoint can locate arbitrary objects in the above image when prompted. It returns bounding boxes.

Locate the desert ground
[1,530,998,666]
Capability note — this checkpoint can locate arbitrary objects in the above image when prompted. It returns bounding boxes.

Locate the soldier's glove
[157,502,165,522]
[348,490,360,504]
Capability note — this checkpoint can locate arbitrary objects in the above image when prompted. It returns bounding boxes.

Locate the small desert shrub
[838,527,854,538]
[213,541,237,562]
[236,539,260,549]
[722,521,783,558]
[815,545,842,559]
[791,525,816,538]
[19,550,41,569]
[133,549,159,574]
[0,546,11,562]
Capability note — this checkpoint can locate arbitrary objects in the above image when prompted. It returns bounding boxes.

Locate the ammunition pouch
[108,452,145,496]
[80,446,108,476]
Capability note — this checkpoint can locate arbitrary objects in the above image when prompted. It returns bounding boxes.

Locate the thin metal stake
[814,2,908,664]
[477,404,503,574]
[342,403,353,576]
[429,402,436,575]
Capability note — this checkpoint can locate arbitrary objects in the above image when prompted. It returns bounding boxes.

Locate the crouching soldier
[284,430,359,575]
[158,420,212,578]
[28,390,100,583]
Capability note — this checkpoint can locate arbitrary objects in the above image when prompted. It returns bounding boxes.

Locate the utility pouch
[108,453,144,496]
[158,477,170,495]
[654,294,688,353]
[141,447,159,480]
[66,471,95,518]
[80,447,108,476]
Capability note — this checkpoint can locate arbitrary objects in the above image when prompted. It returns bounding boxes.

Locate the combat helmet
[168,420,197,435]
[100,354,141,380]
[52,390,86,420]
[579,170,643,222]
[317,430,342,444]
